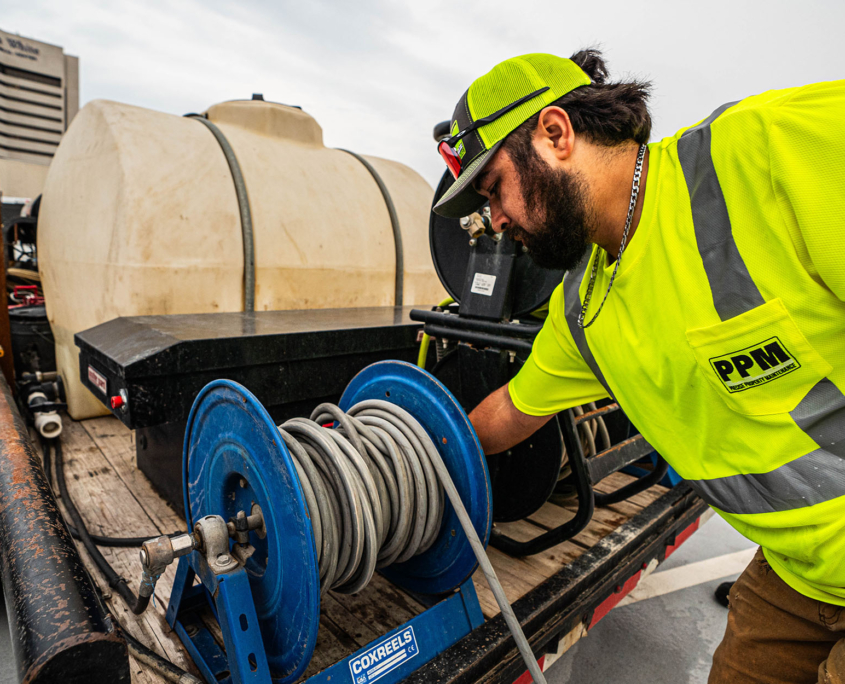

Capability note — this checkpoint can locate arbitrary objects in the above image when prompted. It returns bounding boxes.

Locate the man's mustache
[506,224,529,243]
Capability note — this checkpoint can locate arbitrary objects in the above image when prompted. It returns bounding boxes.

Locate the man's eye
[487,183,498,197]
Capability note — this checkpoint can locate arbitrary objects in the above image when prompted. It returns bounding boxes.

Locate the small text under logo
[709,337,799,393]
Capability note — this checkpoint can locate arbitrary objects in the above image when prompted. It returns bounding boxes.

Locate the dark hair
[504,48,652,151]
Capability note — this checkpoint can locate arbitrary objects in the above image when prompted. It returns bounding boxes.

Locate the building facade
[0,28,78,199]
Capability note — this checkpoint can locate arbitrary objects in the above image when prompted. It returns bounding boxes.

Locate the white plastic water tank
[38,98,445,418]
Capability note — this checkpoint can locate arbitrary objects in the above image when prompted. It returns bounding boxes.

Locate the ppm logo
[709,337,799,393]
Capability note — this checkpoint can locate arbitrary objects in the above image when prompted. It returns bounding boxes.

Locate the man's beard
[507,148,594,272]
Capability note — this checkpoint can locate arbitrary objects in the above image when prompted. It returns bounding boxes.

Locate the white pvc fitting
[35,410,63,438]
[28,392,63,438]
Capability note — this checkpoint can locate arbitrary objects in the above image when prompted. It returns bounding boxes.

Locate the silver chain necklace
[577,143,647,329]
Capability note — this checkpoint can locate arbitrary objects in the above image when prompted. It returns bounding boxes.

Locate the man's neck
[587,143,650,261]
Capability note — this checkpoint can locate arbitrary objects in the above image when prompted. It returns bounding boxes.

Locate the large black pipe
[0,375,129,683]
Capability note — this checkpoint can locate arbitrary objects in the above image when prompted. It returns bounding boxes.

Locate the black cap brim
[432,140,503,218]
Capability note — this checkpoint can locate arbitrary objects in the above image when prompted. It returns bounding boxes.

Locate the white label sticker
[470,272,497,297]
[348,626,418,684]
[88,366,108,395]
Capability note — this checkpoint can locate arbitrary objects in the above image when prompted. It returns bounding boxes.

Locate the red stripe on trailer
[588,570,642,629]
[507,514,706,683]
[664,517,700,560]
[588,516,704,630]
[511,656,545,684]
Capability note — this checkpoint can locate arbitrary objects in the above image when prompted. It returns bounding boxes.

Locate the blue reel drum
[181,360,492,682]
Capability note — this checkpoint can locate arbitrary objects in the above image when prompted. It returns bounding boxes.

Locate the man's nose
[489,201,509,233]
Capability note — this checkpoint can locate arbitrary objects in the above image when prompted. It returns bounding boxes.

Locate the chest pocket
[685,298,832,416]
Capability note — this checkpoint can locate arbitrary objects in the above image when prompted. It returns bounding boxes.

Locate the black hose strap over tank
[187,114,256,312]
[338,149,405,306]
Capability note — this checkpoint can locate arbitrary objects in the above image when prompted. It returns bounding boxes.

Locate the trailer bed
[49,415,705,683]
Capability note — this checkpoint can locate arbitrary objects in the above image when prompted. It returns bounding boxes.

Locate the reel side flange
[340,360,492,595]
[183,380,320,683]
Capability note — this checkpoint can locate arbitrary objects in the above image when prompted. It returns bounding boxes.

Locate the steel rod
[573,402,620,425]
[421,324,534,354]
[410,309,542,339]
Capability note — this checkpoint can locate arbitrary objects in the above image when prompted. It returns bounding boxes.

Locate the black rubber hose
[430,348,458,376]
[186,114,256,312]
[41,440,181,548]
[123,629,202,684]
[52,438,150,615]
[77,530,180,548]
[88,579,200,684]
[338,149,404,306]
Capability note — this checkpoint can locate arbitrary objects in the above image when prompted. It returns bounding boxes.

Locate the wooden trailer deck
[48,415,670,683]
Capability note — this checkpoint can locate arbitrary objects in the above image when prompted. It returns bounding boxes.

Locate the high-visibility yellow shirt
[509,80,845,605]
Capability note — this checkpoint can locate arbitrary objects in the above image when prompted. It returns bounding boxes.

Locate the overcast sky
[4,0,845,189]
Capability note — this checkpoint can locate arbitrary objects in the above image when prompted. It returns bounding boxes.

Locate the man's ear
[535,106,575,161]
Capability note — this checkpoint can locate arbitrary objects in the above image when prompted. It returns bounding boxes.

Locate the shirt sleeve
[769,81,845,300]
[508,281,609,416]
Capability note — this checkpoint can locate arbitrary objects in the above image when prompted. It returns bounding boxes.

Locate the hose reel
[158,360,527,684]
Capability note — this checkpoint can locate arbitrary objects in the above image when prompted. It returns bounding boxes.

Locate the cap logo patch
[450,120,466,159]
[709,337,800,393]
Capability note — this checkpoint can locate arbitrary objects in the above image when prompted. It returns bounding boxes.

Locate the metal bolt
[469,238,477,247]
[492,232,502,242]
[217,553,230,565]
[522,244,529,253]
[139,548,148,566]
[460,216,471,227]
[482,206,491,217]
[185,624,199,637]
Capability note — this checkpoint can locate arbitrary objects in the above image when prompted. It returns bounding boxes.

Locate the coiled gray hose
[559,403,612,481]
[278,399,547,684]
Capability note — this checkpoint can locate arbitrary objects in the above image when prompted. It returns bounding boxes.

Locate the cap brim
[432,140,503,218]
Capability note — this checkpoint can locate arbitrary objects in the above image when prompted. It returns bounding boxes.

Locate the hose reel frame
[183,379,320,681]
[180,360,492,682]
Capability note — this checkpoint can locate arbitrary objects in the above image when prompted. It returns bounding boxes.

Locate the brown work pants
[709,548,845,684]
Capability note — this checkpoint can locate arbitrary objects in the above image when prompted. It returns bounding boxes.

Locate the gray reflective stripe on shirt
[677,101,765,321]
[687,444,845,515]
[677,102,845,515]
[791,379,845,457]
[689,374,845,516]
[562,255,615,400]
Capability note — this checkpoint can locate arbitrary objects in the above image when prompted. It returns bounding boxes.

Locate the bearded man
[432,50,845,684]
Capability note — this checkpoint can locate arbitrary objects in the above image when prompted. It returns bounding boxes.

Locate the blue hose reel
[166,361,492,684]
